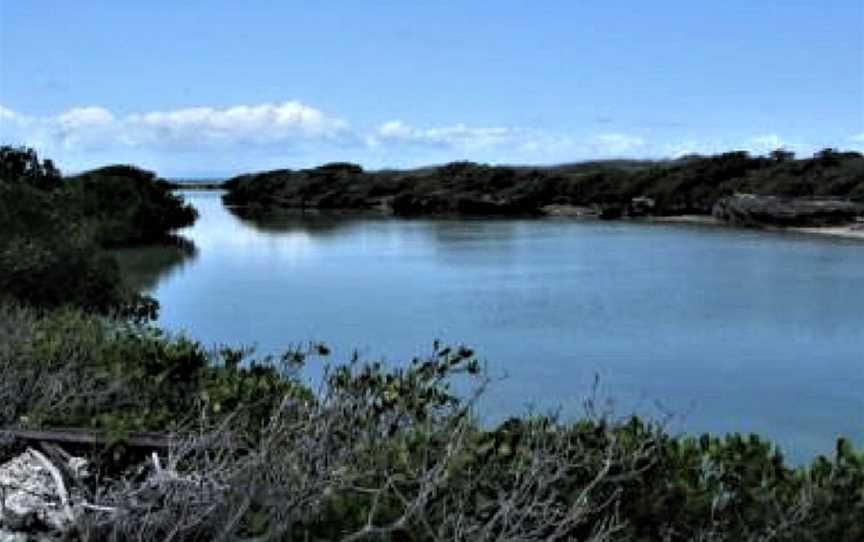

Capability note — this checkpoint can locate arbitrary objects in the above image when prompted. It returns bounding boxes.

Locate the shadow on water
[128,191,864,463]
[112,235,198,292]
[226,205,380,238]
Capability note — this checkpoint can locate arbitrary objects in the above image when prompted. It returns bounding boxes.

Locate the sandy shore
[526,205,864,241]
[786,225,864,240]
[576,211,864,242]
[540,204,600,217]
[642,215,725,226]
[646,214,864,240]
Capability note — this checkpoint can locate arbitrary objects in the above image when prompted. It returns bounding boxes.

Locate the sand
[637,215,864,241]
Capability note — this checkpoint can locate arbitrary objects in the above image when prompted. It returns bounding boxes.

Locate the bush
[3,318,860,541]
[0,146,198,314]
[0,181,129,312]
[223,150,864,217]
[65,164,198,245]
[0,304,311,436]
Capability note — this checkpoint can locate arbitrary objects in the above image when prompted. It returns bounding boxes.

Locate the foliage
[0,145,61,190]
[3,310,860,541]
[0,304,311,436]
[0,146,197,314]
[0,180,129,312]
[65,164,198,245]
[3,145,864,540]
[223,150,864,217]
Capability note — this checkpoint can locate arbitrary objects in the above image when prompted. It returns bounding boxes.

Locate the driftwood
[27,448,75,526]
[1,427,174,450]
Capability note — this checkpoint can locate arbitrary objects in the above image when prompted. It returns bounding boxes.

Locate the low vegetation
[1,146,862,540]
[223,149,864,219]
[1,302,863,541]
[0,146,196,313]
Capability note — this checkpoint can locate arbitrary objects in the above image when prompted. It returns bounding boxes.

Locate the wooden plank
[1,427,174,449]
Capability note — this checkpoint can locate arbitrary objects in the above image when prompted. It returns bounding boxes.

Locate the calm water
[116,191,864,461]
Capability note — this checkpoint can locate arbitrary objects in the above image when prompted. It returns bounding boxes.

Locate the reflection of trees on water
[422,219,529,267]
[226,204,532,265]
[227,205,383,238]
[113,235,198,292]
[424,218,522,246]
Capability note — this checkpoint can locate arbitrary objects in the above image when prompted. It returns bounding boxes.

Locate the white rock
[0,529,29,542]
[0,450,86,536]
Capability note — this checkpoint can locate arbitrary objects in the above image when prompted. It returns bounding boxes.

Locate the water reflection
[117,191,864,462]
[228,205,376,238]
[112,235,198,292]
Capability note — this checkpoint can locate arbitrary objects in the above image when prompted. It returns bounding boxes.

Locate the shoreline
[642,213,864,241]
[786,224,864,240]
[211,193,864,242]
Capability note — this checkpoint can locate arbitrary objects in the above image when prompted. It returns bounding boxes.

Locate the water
[115,190,864,462]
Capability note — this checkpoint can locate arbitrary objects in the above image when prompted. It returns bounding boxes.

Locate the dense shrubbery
[223,150,864,217]
[3,146,863,540]
[66,164,197,245]
[0,146,196,313]
[0,303,310,436]
[1,304,862,541]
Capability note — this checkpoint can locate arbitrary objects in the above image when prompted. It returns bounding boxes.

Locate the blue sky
[1,1,862,177]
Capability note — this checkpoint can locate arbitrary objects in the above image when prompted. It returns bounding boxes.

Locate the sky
[1,1,862,177]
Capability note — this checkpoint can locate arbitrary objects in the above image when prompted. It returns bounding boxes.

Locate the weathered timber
[1,427,175,449]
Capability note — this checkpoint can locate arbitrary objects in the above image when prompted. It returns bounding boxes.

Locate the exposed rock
[0,450,88,539]
[0,529,31,542]
[628,196,656,216]
[712,194,864,227]
[540,204,600,217]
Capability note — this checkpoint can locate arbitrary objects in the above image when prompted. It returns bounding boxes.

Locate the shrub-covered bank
[223,149,864,222]
[2,146,863,540]
[1,302,863,541]
[0,146,197,313]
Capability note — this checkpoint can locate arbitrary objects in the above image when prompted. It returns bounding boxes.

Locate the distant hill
[222,149,864,221]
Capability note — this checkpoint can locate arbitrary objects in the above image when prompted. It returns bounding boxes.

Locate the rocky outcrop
[0,450,88,541]
[712,194,864,227]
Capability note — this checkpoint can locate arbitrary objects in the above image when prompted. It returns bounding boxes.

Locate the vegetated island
[223,148,864,238]
[3,145,864,541]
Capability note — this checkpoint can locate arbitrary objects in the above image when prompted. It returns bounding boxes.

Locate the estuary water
[115,190,864,461]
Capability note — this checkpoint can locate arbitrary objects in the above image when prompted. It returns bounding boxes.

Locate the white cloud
[126,102,348,147]
[57,106,115,127]
[0,101,857,175]
[663,140,722,158]
[371,120,519,150]
[368,120,584,163]
[0,106,17,121]
[0,101,350,153]
[664,135,818,159]
[591,133,646,155]
[53,106,118,149]
[746,134,787,153]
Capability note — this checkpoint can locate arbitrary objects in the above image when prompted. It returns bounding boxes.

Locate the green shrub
[1,305,310,435]
[64,164,198,245]
[0,146,198,314]
[223,150,864,217]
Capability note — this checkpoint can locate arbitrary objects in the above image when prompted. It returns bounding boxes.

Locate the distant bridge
[168,180,227,190]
